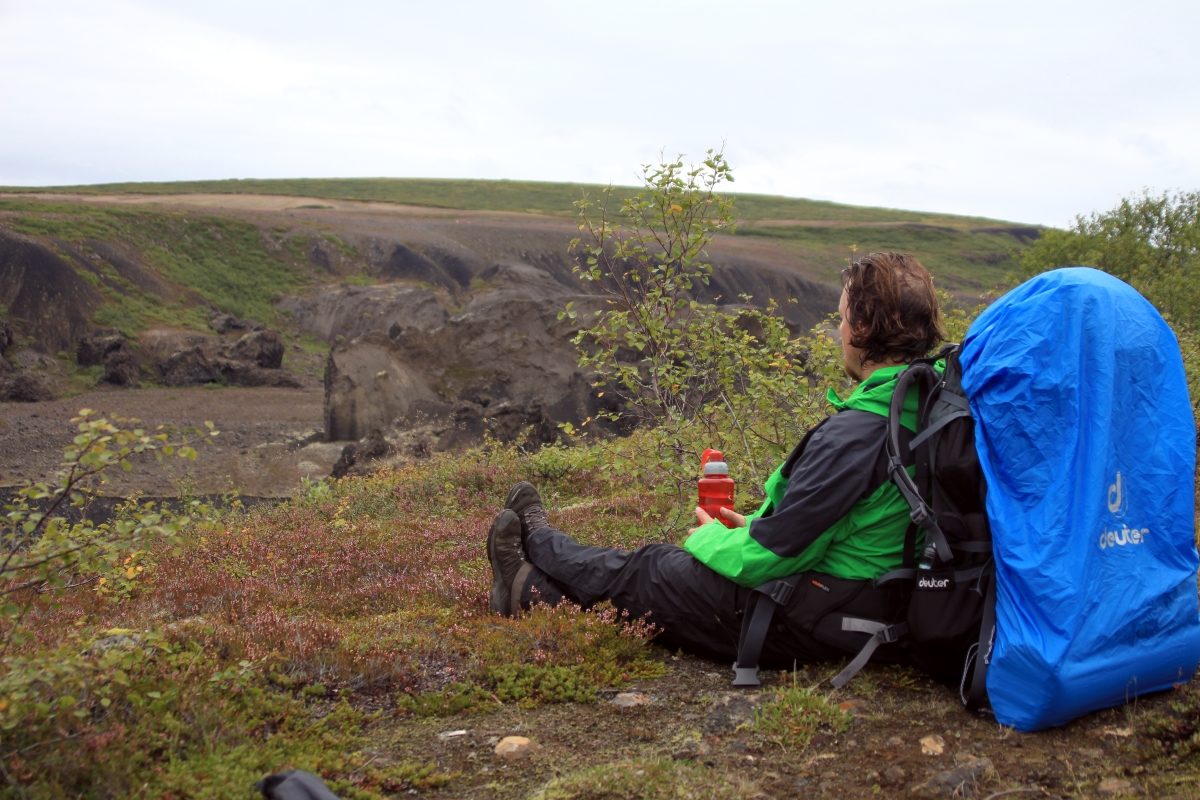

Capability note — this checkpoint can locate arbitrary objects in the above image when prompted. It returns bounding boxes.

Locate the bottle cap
[700,448,724,471]
[703,460,729,475]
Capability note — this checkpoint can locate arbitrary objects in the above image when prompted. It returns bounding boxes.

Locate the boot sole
[487,509,520,614]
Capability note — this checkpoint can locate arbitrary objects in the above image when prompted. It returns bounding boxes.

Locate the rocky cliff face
[0,201,840,464]
[0,229,103,354]
[303,225,839,467]
[317,263,614,458]
[0,221,307,397]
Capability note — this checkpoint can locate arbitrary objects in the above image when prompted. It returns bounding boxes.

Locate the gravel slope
[0,385,340,497]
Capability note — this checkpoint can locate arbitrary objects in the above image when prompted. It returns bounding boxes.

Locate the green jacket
[683,364,926,587]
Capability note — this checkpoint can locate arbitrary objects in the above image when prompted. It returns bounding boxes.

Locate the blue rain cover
[960,267,1200,731]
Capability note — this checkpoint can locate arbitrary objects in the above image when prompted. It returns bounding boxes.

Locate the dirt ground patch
[0,191,465,216]
[0,385,339,497]
[365,653,1198,799]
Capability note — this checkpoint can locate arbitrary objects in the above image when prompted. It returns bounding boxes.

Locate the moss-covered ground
[2,435,1197,799]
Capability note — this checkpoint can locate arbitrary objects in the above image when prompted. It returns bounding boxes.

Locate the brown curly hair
[841,252,944,366]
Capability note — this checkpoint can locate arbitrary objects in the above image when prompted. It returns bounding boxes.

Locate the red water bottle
[698,448,737,528]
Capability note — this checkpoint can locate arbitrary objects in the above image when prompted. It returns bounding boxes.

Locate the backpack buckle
[762,580,795,606]
[731,665,762,687]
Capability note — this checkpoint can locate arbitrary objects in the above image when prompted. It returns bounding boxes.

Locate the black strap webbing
[909,402,970,451]
[949,540,992,554]
[884,563,986,587]
[875,566,915,585]
[963,566,996,712]
[830,618,908,688]
[732,576,800,687]
[887,363,956,564]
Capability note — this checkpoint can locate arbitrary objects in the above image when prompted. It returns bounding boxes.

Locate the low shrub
[0,630,448,798]
[747,681,852,751]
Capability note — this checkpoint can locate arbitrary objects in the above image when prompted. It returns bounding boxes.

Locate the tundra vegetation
[1,170,1198,798]
[0,201,317,332]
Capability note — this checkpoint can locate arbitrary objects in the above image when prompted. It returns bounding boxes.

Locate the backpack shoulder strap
[910,389,970,450]
[887,360,954,564]
[911,346,970,452]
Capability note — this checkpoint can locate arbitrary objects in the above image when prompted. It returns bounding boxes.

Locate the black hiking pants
[521,527,905,667]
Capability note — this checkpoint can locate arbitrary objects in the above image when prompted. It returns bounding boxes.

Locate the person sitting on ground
[486,251,945,666]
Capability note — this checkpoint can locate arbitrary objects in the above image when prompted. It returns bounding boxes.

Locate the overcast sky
[2,0,1197,227]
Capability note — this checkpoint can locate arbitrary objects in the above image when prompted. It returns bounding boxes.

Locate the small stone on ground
[494,736,539,759]
[611,692,652,708]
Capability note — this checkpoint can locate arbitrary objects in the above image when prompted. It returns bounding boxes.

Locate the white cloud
[2,0,1199,225]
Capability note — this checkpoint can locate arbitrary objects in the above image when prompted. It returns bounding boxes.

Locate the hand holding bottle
[689,505,747,534]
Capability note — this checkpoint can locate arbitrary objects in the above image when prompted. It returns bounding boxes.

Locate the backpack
[959,267,1200,731]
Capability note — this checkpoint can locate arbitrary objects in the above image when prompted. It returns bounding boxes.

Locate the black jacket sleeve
[748,409,889,559]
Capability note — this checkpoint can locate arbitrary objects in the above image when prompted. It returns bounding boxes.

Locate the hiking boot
[505,481,549,541]
[487,509,532,617]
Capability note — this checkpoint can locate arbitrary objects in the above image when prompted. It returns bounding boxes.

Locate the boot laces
[521,503,549,534]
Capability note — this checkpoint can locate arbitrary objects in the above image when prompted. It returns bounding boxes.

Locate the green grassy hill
[0,178,1037,349]
[0,198,326,332]
[3,176,1027,226]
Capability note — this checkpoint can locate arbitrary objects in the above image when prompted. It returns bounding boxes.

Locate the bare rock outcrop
[215,358,302,388]
[78,330,141,387]
[227,330,284,369]
[0,320,59,400]
[323,282,609,455]
[158,344,222,386]
[139,328,300,388]
[101,348,141,387]
[77,330,128,367]
[330,429,392,479]
[323,332,441,441]
[0,346,58,402]
[278,284,449,344]
[209,312,264,335]
[0,370,55,402]
[0,230,102,354]
[315,244,839,471]
[0,320,14,372]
